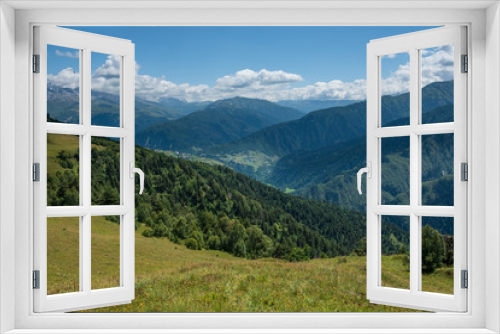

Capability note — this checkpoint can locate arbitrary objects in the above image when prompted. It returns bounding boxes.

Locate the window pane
[381,52,410,127]
[421,45,454,124]
[47,45,80,124]
[91,52,121,127]
[47,133,80,206]
[91,137,121,205]
[381,136,410,205]
[47,217,79,295]
[92,216,121,290]
[381,216,410,290]
[421,134,454,206]
[421,217,454,295]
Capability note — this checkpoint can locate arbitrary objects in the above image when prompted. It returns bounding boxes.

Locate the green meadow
[47,216,453,313]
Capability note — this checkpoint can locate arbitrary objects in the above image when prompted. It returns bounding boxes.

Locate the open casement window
[363,26,467,312]
[33,26,141,312]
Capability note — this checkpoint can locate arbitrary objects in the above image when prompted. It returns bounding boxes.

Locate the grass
[217,151,279,172]
[45,136,454,312]
[46,133,79,173]
[48,216,453,313]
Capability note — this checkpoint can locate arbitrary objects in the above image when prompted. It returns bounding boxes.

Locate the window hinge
[33,163,40,182]
[33,54,40,73]
[461,270,468,289]
[33,270,40,289]
[461,162,468,181]
[461,54,468,73]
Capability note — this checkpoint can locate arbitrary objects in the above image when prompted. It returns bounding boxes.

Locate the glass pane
[421,45,454,124]
[47,217,79,295]
[91,52,121,127]
[381,136,410,205]
[92,216,121,290]
[91,137,121,205]
[47,45,80,124]
[421,217,454,294]
[381,216,410,290]
[47,133,80,206]
[381,52,410,127]
[421,133,454,206]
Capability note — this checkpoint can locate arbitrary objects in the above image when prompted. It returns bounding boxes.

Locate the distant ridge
[136,97,304,151]
[214,80,454,157]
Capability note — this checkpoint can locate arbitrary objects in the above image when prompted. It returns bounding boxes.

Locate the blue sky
[49,26,451,102]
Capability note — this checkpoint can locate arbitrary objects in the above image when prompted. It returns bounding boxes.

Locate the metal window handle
[357,162,372,195]
[129,162,144,195]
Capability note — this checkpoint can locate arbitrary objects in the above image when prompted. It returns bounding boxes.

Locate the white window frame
[1,2,499,333]
[33,26,136,313]
[366,26,468,312]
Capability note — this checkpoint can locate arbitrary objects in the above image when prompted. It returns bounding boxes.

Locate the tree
[246,225,273,258]
[443,235,454,266]
[352,237,366,256]
[232,238,247,257]
[421,225,446,273]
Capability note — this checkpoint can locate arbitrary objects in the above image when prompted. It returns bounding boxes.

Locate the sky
[47,26,454,102]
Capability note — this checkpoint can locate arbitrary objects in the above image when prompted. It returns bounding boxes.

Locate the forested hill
[48,135,408,260]
[214,80,454,157]
[271,105,454,210]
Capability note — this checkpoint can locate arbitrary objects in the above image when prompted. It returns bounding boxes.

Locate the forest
[48,134,412,261]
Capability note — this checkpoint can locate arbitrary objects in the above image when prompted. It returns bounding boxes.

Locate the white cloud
[382,53,397,59]
[216,69,302,89]
[47,68,79,89]
[421,45,454,86]
[378,45,453,96]
[47,46,454,102]
[55,49,79,59]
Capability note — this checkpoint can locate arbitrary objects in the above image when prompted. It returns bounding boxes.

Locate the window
[2,2,495,333]
[33,26,141,312]
[363,26,467,312]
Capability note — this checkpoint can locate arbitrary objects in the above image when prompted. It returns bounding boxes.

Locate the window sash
[366,26,468,312]
[32,26,136,313]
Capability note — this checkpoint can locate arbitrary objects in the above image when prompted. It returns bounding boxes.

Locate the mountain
[157,97,212,116]
[214,81,454,158]
[47,83,182,132]
[272,105,454,215]
[277,99,358,113]
[47,134,409,259]
[135,97,304,152]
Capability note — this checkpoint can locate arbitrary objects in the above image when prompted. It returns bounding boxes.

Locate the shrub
[352,237,366,256]
[185,238,199,250]
[421,225,446,273]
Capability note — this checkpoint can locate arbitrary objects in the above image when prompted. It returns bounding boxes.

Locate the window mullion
[409,47,420,294]
[82,48,92,294]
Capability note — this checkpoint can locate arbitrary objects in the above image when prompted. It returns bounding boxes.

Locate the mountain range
[47,83,206,132]
[276,99,358,113]
[135,97,304,151]
[214,80,453,158]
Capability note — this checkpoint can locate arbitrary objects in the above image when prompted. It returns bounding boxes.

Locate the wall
[8,5,492,332]
[0,2,16,333]
[486,2,500,333]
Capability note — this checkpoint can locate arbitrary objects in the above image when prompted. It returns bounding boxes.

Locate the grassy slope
[48,217,453,313]
[46,134,453,312]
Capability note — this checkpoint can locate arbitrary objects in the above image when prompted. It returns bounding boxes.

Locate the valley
[46,79,455,312]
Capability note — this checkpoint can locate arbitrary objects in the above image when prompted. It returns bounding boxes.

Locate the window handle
[129,162,144,195]
[357,162,372,195]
